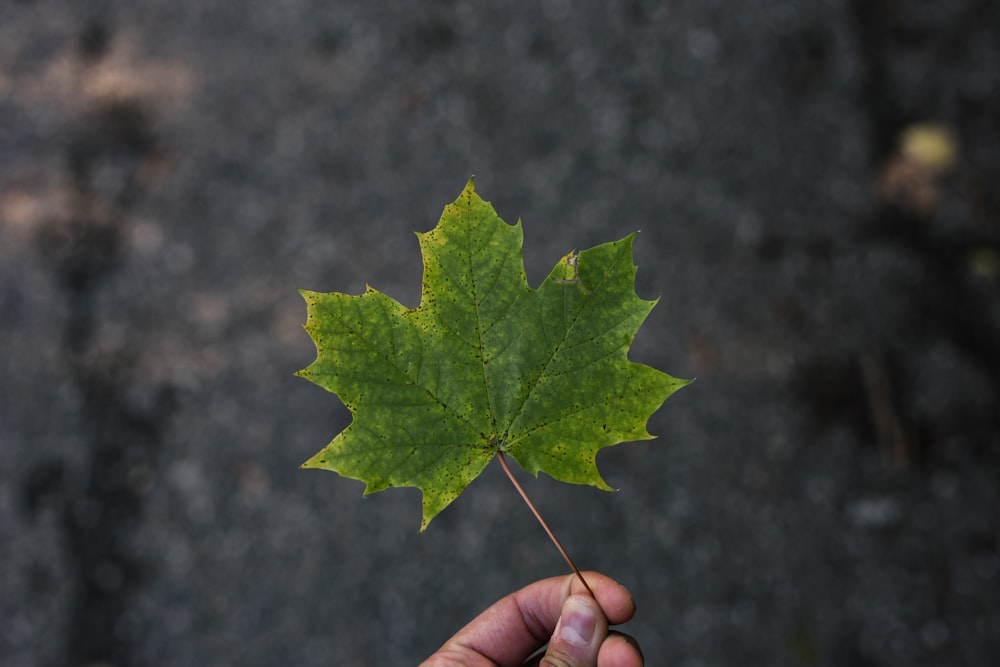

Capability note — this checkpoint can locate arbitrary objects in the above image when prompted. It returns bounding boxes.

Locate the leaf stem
[497,452,596,599]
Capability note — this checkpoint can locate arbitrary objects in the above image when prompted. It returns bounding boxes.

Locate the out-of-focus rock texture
[2,2,998,665]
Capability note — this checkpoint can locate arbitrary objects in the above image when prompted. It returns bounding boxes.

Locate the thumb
[540,594,608,667]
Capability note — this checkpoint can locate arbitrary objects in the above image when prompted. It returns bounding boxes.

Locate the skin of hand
[421,571,643,667]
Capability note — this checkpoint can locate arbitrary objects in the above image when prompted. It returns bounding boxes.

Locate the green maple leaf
[298,179,689,529]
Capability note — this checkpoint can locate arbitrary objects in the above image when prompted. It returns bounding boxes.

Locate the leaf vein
[334,302,488,441]
[501,265,616,439]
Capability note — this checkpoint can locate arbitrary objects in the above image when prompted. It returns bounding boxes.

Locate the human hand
[422,571,642,667]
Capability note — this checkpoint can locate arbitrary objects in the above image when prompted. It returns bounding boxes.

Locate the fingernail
[557,596,598,647]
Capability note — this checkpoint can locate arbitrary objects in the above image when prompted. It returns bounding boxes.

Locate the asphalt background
[2,1,999,666]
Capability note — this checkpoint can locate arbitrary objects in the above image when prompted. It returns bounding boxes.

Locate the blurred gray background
[2,1,998,665]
